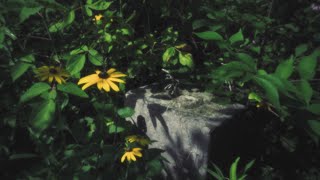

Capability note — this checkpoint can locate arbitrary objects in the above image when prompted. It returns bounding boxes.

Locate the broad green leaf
[307,104,320,115]
[298,55,317,80]
[229,29,244,45]
[87,0,112,10]
[11,62,32,81]
[298,80,313,105]
[20,7,43,23]
[49,21,65,32]
[49,10,75,32]
[108,124,125,133]
[275,56,294,79]
[9,153,38,160]
[31,99,56,132]
[295,44,308,57]
[162,47,175,62]
[88,49,103,66]
[248,92,262,102]
[57,82,89,98]
[67,54,86,75]
[20,82,51,103]
[178,52,193,68]
[253,76,280,108]
[308,120,320,136]
[230,157,240,180]
[194,31,223,41]
[117,107,135,118]
[70,45,89,55]
[84,5,93,16]
[235,53,256,70]
[65,10,75,24]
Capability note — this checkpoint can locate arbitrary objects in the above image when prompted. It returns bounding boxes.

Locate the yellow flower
[35,66,69,84]
[93,14,103,21]
[121,148,142,163]
[78,68,126,92]
[126,135,151,146]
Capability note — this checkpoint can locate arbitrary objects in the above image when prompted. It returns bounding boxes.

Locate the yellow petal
[95,70,101,74]
[107,68,116,74]
[102,80,110,92]
[55,75,62,84]
[109,77,125,83]
[133,148,142,151]
[110,73,127,78]
[133,151,142,157]
[81,77,99,90]
[130,153,136,161]
[97,80,103,90]
[107,79,120,91]
[121,153,127,163]
[78,74,99,85]
[48,75,54,83]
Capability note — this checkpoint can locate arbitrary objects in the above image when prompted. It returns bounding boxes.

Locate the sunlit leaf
[229,29,244,45]
[57,82,89,98]
[162,47,175,62]
[67,54,86,75]
[20,82,51,103]
[117,107,135,118]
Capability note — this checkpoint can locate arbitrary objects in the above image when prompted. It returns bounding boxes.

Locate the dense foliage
[0,0,319,179]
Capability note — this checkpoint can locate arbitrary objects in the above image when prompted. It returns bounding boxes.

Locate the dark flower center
[98,71,109,79]
[49,68,58,74]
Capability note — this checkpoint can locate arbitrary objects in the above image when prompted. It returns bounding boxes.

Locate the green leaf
[67,54,86,75]
[162,47,175,62]
[229,29,244,45]
[243,160,255,173]
[178,52,193,68]
[70,45,89,55]
[57,82,88,98]
[108,124,125,133]
[117,107,135,118]
[49,21,65,32]
[308,120,320,136]
[84,5,93,16]
[307,104,320,115]
[49,10,75,32]
[230,157,240,180]
[20,7,43,23]
[275,56,294,79]
[295,44,308,57]
[11,62,32,81]
[87,0,112,10]
[20,82,51,103]
[235,53,256,70]
[297,80,313,105]
[9,153,38,160]
[298,55,317,80]
[4,27,17,40]
[253,76,280,109]
[248,92,262,102]
[88,49,103,66]
[31,99,56,132]
[194,31,223,41]
[65,10,75,24]
[207,169,224,180]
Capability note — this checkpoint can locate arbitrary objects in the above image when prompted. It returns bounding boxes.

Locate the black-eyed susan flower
[35,66,69,84]
[126,135,151,146]
[121,148,142,163]
[93,14,103,21]
[78,68,126,92]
